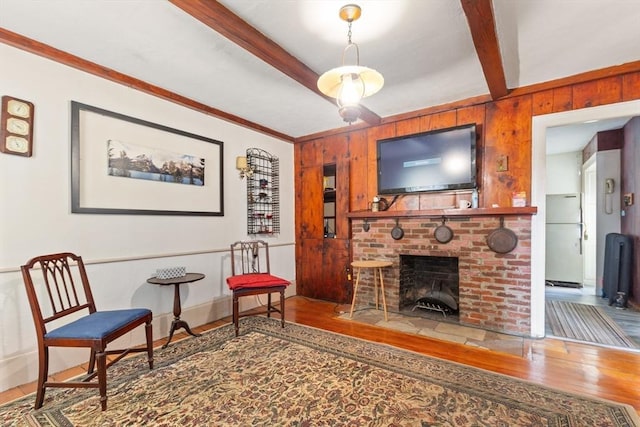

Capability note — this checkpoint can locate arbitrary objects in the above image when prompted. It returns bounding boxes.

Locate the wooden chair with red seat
[226,240,290,336]
[21,252,154,411]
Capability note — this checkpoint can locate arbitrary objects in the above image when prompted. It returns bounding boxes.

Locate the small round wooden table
[147,272,205,348]
[350,260,393,321]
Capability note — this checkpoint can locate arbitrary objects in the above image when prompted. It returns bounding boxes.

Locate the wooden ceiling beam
[460,0,509,100]
[169,0,382,126]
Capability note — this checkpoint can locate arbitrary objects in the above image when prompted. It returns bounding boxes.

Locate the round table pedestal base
[162,318,202,349]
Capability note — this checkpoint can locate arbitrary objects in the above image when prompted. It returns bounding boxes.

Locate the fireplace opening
[399,255,459,320]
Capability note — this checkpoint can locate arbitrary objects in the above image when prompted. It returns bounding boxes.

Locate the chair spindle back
[230,240,271,276]
[21,252,96,332]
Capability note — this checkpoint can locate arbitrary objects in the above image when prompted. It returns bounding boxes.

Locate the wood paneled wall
[296,70,640,215]
[295,69,640,304]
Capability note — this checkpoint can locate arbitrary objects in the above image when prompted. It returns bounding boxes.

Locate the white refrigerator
[545,193,584,286]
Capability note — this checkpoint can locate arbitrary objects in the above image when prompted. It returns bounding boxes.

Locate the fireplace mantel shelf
[347,206,537,219]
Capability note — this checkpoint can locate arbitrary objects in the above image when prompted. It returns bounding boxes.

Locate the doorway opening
[531,99,640,346]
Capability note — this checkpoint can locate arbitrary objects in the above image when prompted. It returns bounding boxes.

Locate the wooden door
[295,135,352,303]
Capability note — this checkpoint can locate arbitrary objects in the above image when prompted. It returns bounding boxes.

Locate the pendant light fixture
[317,4,384,124]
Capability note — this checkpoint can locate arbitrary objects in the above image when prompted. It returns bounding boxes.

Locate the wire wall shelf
[246,148,280,235]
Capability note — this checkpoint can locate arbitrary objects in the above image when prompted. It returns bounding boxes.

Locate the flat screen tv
[377,124,477,194]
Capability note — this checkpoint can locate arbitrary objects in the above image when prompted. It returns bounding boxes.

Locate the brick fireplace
[350,213,533,336]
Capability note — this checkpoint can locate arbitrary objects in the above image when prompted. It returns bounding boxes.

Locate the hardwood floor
[3,295,639,417]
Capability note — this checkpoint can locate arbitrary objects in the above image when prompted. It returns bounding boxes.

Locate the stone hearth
[350,214,533,336]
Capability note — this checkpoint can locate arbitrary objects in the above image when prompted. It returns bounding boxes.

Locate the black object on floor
[603,233,633,307]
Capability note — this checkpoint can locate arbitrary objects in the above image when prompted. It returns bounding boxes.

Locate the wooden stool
[350,260,393,321]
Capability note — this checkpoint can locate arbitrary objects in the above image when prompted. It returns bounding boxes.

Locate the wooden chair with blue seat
[20,252,154,411]
[226,240,290,336]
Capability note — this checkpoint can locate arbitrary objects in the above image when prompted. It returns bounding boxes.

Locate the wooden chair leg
[378,267,389,322]
[34,346,48,409]
[145,321,154,369]
[267,293,272,318]
[88,348,96,375]
[280,289,285,329]
[349,267,361,318]
[97,351,107,411]
[374,268,379,310]
[233,293,240,336]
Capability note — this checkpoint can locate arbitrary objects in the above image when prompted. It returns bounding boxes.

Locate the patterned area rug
[2,317,639,426]
[546,300,639,349]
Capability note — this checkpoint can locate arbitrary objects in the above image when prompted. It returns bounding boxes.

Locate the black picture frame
[71,101,224,216]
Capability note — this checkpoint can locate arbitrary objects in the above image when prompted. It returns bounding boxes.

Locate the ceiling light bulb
[337,73,364,107]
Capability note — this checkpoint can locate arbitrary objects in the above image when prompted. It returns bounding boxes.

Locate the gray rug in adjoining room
[546,300,639,349]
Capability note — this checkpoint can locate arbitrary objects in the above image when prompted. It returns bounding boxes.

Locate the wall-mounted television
[377,124,477,195]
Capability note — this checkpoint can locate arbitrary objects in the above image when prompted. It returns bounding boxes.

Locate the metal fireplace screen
[399,255,459,316]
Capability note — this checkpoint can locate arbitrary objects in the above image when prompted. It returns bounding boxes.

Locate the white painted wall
[595,149,622,293]
[582,160,597,287]
[0,44,295,391]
